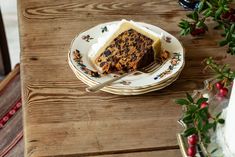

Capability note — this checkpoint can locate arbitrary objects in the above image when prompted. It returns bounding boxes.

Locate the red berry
[191,28,205,36]
[220,88,228,97]
[215,82,224,89]
[229,8,235,14]
[198,28,205,34]
[222,12,230,19]
[200,102,209,109]
[195,29,201,34]
[187,146,196,157]
[229,15,235,22]
[188,134,198,145]
[190,30,197,36]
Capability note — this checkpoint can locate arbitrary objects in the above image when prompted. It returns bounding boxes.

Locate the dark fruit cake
[89,20,163,74]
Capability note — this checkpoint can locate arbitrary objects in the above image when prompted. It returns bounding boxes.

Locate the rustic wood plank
[92,149,181,157]
[42,149,181,157]
[25,104,181,156]
[18,0,235,157]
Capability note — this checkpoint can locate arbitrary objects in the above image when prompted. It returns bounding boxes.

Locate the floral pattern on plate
[154,52,181,80]
[101,26,108,33]
[73,50,100,78]
[119,80,132,85]
[82,35,94,42]
[163,35,172,43]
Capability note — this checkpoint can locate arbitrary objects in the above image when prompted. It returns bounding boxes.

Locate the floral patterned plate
[69,59,182,95]
[68,20,185,92]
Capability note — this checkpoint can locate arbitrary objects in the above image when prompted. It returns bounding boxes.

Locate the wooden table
[18,0,235,157]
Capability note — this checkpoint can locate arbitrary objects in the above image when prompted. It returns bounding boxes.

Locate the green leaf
[175,99,189,106]
[197,1,205,12]
[202,8,210,16]
[186,93,194,103]
[179,20,190,29]
[185,28,191,35]
[216,112,222,118]
[218,119,225,124]
[180,29,186,36]
[232,33,235,38]
[204,135,211,143]
[230,24,235,33]
[187,105,199,114]
[219,39,228,46]
[229,42,235,47]
[211,148,218,154]
[196,115,204,130]
[215,7,223,19]
[200,22,209,31]
[193,12,199,21]
[232,36,235,42]
[196,21,204,28]
[186,13,194,20]
[206,1,213,9]
[196,98,208,105]
[178,23,184,28]
[198,108,209,120]
[213,122,217,131]
[205,10,213,17]
[229,47,235,55]
[182,114,193,124]
[183,127,197,137]
[230,47,235,54]
[226,31,232,41]
[224,6,229,12]
[178,20,191,36]
[202,123,215,131]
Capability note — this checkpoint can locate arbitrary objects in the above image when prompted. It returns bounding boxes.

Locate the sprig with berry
[176,93,225,157]
[205,57,235,83]
[176,58,234,157]
[204,57,235,98]
[178,0,235,55]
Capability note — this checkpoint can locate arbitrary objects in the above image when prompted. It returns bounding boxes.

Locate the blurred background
[0,0,20,68]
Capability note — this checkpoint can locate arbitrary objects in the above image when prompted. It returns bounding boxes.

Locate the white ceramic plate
[69,62,182,95]
[69,59,184,94]
[68,21,185,91]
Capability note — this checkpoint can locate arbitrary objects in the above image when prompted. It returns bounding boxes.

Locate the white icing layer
[88,22,121,59]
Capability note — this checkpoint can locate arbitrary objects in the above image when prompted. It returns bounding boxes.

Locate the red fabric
[0,65,23,157]
[0,99,22,129]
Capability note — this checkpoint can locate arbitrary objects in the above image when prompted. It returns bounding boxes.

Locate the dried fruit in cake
[89,20,164,74]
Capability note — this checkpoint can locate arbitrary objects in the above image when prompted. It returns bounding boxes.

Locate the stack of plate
[68,21,185,95]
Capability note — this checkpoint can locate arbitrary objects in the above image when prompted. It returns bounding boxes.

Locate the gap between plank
[43,145,179,157]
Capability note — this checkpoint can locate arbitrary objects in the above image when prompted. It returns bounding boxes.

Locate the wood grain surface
[18,0,235,157]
